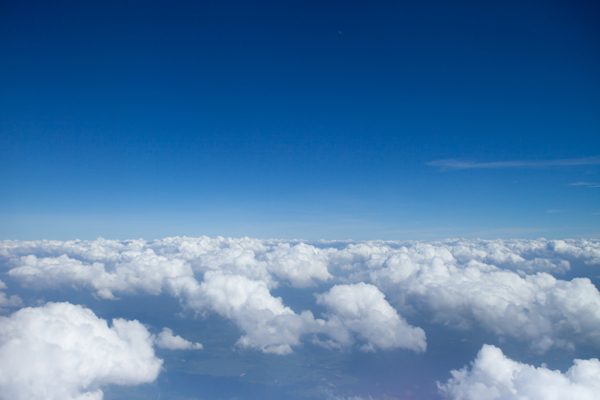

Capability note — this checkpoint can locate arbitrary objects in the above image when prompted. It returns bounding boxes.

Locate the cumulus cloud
[0,302,162,400]
[2,237,600,353]
[167,275,426,354]
[1,237,333,292]
[369,243,600,352]
[0,279,22,314]
[159,237,332,288]
[8,250,194,299]
[167,271,319,355]
[154,327,203,350]
[438,344,600,400]
[316,283,426,352]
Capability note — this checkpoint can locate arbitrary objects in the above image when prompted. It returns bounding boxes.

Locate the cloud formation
[168,271,318,355]
[368,243,600,352]
[154,327,203,350]
[0,302,162,400]
[0,279,22,314]
[427,155,600,170]
[2,237,600,354]
[316,283,426,352]
[8,251,194,299]
[167,274,425,355]
[439,344,600,400]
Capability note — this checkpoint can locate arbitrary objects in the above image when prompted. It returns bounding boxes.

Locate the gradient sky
[1,0,599,240]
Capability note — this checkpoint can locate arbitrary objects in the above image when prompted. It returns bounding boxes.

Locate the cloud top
[154,327,203,350]
[439,344,600,400]
[0,279,22,314]
[316,283,426,352]
[0,302,162,400]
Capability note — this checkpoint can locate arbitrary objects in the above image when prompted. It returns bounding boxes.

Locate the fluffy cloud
[2,237,600,353]
[445,238,600,274]
[438,344,600,400]
[368,243,600,352]
[316,283,426,352]
[167,275,426,355]
[0,302,162,400]
[156,237,332,288]
[8,250,193,299]
[154,327,203,350]
[167,271,319,355]
[1,237,333,292]
[0,279,22,314]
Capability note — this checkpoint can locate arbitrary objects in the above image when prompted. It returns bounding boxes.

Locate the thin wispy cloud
[569,182,600,188]
[427,156,600,170]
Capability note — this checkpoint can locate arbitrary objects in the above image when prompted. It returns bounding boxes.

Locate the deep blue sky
[1,0,599,240]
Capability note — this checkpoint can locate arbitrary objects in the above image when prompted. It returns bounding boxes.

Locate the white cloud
[438,344,600,400]
[1,237,332,291]
[167,275,426,355]
[157,237,332,288]
[154,327,203,350]
[2,237,600,354]
[427,155,600,170]
[570,182,600,188]
[0,302,162,400]
[8,250,194,299]
[168,271,320,355]
[369,243,600,351]
[316,283,426,352]
[262,242,332,287]
[0,279,22,314]
[0,292,22,314]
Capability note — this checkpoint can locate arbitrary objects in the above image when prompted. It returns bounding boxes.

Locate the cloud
[0,279,22,314]
[438,344,600,400]
[2,237,600,354]
[8,251,194,299]
[316,283,426,352]
[164,237,332,288]
[570,182,600,188]
[1,237,332,291]
[427,156,600,170]
[168,275,426,354]
[154,327,203,350]
[369,242,600,352]
[0,302,162,400]
[0,292,22,314]
[167,271,320,355]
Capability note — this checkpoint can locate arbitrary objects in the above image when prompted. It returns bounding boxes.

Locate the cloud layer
[439,344,600,400]
[1,237,599,354]
[0,302,162,400]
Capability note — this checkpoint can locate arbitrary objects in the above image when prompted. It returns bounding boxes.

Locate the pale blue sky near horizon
[1,0,599,241]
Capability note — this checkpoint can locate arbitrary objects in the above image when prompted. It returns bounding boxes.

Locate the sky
[1,1,600,400]
[1,0,599,240]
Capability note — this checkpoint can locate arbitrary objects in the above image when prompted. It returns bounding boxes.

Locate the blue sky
[2,0,599,240]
